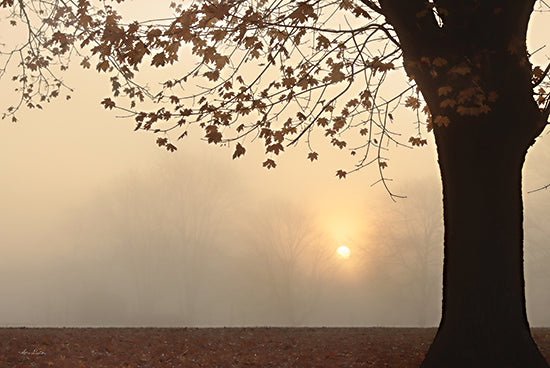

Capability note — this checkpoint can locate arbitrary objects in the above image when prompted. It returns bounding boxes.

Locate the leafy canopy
[2,0,550,193]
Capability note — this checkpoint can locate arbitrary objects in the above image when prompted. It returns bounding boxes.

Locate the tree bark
[376,2,550,366]
[419,111,549,367]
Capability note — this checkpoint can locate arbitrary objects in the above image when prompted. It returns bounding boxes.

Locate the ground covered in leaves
[1,327,549,367]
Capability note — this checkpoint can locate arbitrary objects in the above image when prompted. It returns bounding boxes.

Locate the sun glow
[337,245,351,259]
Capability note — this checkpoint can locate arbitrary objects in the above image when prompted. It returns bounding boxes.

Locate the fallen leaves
[2,328,550,368]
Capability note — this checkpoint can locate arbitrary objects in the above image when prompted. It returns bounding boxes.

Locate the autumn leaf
[336,169,347,179]
[203,70,220,81]
[478,104,491,114]
[440,99,456,109]
[211,29,228,41]
[263,158,277,169]
[488,91,499,102]
[405,96,421,110]
[266,143,284,155]
[156,137,168,147]
[437,86,453,96]
[101,98,116,110]
[80,57,91,69]
[205,125,223,143]
[308,152,319,161]
[450,64,471,75]
[316,35,331,50]
[409,136,428,147]
[432,57,447,67]
[508,36,522,54]
[434,115,450,127]
[326,63,346,83]
[331,138,347,149]
[151,52,168,67]
[232,143,246,159]
[317,117,329,127]
[289,2,317,23]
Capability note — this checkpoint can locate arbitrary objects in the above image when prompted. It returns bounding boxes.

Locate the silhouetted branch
[528,183,550,193]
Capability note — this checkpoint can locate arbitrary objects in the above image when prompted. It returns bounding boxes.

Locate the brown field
[1,327,549,367]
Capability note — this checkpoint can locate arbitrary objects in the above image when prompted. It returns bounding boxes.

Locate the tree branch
[357,0,384,15]
[533,62,550,87]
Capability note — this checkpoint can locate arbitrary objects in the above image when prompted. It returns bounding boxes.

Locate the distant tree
[362,179,443,327]
[3,0,550,366]
[95,157,238,324]
[245,202,334,326]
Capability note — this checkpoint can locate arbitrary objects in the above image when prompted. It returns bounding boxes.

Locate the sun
[337,245,351,259]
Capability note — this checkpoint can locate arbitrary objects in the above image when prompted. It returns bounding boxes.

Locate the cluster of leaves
[0,0,416,196]
[403,56,502,132]
[0,0,81,121]
[3,0,550,193]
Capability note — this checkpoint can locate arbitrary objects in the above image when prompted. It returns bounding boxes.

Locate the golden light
[337,245,351,259]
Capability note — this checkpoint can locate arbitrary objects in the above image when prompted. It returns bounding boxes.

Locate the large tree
[2,0,550,366]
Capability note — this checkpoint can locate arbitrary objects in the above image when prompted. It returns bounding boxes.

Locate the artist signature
[19,348,46,356]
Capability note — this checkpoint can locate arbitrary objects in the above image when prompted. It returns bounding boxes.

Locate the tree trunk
[375,2,548,365]
[420,111,549,367]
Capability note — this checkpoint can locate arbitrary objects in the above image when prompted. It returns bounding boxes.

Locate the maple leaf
[156,137,168,147]
[289,2,317,23]
[352,6,371,19]
[405,96,421,110]
[266,143,284,155]
[336,170,347,179]
[203,70,220,81]
[434,115,450,127]
[166,143,177,152]
[325,62,346,83]
[450,64,471,75]
[80,57,91,69]
[316,35,331,50]
[263,158,277,169]
[488,91,499,102]
[96,60,110,72]
[317,117,329,127]
[409,136,428,147]
[211,29,228,41]
[438,86,453,96]
[151,52,167,67]
[333,116,346,131]
[331,138,347,149]
[232,143,246,159]
[432,57,448,67]
[440,99,456,109]
[101,98,116,110]
[205,125,223,143]
[308,152,318,161]
[478,104,491,114]
[508,36,522,55]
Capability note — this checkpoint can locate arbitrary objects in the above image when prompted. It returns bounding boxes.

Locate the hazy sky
[1,1,550,328]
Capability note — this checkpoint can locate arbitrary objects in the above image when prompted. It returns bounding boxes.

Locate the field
[2,327,550,367]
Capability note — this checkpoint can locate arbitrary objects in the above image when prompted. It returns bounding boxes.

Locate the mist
[1,144,550,328]
[2,3,550,327]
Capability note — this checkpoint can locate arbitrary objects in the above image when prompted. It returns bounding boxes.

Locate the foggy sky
[1,2,550,328]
